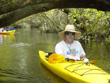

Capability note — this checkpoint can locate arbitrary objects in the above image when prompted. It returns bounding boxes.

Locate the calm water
[0,28,110,83]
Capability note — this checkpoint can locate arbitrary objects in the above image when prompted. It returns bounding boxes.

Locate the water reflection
[11,43,31,47]
[0,35,15,44]
[40,64,68,83]
[0,35,2,43]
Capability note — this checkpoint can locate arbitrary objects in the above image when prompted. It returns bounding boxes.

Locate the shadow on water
[0,68,28,83]
[40,63,69,83]
[0,68,50,83]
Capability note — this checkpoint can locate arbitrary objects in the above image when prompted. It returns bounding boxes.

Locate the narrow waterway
[0,28,110,83]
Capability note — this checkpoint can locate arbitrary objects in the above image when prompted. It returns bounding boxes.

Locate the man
[0,27,4,32]
[55,24,88,61]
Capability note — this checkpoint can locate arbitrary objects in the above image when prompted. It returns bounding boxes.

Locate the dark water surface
[0,28,110,83]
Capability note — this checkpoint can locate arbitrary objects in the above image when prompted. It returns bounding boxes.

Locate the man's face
[65,32,75,43]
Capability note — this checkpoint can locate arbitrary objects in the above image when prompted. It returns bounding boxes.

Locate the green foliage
[10,8,110,40]
[68,8,110,40]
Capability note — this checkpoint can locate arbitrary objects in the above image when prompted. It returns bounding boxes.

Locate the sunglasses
[66,32,75,35]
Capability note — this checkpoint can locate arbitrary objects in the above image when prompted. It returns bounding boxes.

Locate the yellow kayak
[39,50,110,83]
[0,30,16,35]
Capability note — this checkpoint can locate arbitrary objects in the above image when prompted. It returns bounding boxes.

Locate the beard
[65,36,74,44]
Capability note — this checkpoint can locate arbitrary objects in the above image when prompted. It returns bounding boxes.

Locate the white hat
[58,24,81,39]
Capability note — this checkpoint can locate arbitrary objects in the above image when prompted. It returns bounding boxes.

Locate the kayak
[39,50,110,83]
[0,30,16,35]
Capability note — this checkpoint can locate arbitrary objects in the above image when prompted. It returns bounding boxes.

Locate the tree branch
[0,0,110,27]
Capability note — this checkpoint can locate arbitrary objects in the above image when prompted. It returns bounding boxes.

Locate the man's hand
[80,54,86,61]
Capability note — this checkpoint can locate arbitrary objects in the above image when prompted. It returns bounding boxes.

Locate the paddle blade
[89,60,98,64]
[48,54,65,64]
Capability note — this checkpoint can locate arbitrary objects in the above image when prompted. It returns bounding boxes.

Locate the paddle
[88,60,97,64]
[48,54,65,64]
[66,59,98,64]
[48,53,97,64]
[64,59,97,64]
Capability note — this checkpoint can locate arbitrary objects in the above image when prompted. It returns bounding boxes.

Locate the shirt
[0,28,3,32]
[55,40,86,60]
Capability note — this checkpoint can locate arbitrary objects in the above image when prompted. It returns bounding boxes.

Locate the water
[0,28,110,83]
